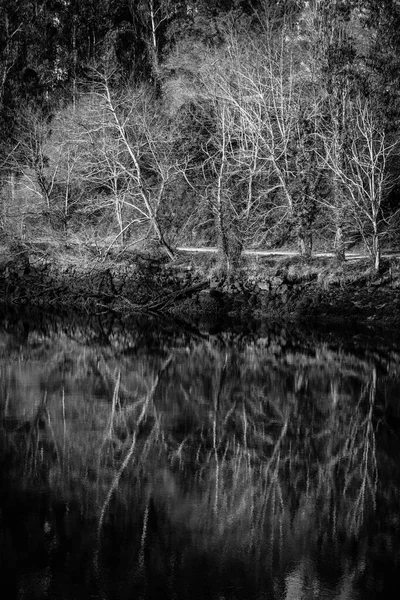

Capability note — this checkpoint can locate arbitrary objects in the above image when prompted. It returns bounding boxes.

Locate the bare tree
[72,97,137,249]
[0,12,22,108]
[129,0,179,85]
[80,74,178,258]
[320,89,350,262]
[9,107,87,237]
[198,24,322,260]
[191,27,291,270]
[13,108,57,211]
[199,95,263,272]
[321,96,398,271]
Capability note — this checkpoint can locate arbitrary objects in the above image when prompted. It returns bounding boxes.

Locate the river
[1,308,400,599]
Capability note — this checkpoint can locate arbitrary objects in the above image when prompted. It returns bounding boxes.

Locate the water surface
[1,309,400,599]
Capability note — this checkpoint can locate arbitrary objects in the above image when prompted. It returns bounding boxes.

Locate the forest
[1,0,400,273]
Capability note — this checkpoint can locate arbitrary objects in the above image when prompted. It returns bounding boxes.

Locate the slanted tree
[80,70,182,258]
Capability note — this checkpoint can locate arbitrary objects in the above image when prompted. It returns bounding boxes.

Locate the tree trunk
[334,222,345,262]
[114,196,126,247]
[152,218,175,260]
[297,224,312,259]
[216,205,230,272]
[72,15,78,110]
[159,236,175,260]
[215,204,242,274]
[372,229,380,272]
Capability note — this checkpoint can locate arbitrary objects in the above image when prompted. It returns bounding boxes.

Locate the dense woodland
[2,0,400,271]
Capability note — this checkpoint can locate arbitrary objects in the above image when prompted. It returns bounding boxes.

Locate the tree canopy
[1,0,400,270]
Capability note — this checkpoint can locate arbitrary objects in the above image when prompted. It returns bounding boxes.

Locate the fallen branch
[121,280,210,312]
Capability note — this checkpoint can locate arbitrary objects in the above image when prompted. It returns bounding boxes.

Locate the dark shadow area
[1,309,400,599]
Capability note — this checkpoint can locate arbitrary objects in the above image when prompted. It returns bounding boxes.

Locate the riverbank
[1,242,400,330]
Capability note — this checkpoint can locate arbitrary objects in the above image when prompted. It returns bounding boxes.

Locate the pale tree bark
[85,75,176,258]
[321,85,351,263]
[333,207,346,263]
[214,105,230,270]
[197,32,292,267]
[130,0,175,84]
[103,82,174,258]
[321,96,398,272]
[0,13,22,108]
[198,26,321,258]
[209,103,243,273]
[71,14,78,110]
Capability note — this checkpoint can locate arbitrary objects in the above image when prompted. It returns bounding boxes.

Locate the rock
[225,284,239,294]
[257,281,270,291]
[271,276,284,287]
[278,284,289,295]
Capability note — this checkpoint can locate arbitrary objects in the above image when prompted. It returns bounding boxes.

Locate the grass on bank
[2,233,400,293]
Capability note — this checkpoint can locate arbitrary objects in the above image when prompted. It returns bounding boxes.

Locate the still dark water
[1,309,400,600]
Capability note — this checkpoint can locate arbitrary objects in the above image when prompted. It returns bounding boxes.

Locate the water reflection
[0,309,400,599]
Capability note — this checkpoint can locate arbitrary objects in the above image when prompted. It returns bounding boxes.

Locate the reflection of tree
[97,355,173,532]
[11,389,61,483]
[145,352,381,591]
[0,314,399,599]
[342,367,378,535]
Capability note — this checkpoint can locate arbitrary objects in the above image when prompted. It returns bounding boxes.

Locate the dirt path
[176,246,400,261]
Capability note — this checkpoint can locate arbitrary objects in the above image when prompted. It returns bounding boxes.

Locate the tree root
[121,280,209,312]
